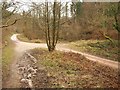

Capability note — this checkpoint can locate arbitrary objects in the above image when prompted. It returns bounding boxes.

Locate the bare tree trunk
[39,1,61,51]
[23,11,27,37]
[44,2,49,51]
[51,1,56,51]
[55,2,61,46]
[65,2,68,20]
[46,2,51,51]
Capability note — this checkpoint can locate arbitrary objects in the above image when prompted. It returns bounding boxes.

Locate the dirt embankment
[30,49,119,88]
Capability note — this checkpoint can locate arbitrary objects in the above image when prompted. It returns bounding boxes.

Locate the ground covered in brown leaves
[30,48,119,88]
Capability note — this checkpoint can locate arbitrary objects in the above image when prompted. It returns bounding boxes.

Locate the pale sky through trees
[2,0,120,14]
[5,0,82,12]
[5,0,76,15]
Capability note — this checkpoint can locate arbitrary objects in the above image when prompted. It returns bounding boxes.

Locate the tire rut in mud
[17,52,51,88]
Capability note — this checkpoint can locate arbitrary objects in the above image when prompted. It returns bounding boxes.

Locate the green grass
[2,31,15,83]
[17,34,45,43]
[2,43,14,79]
[68,40,119,61]
[2,45,14,65]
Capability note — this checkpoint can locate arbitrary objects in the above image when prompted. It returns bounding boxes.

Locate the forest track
[12,34,119,69]
[3,34,47,88]
[3,34,119,88]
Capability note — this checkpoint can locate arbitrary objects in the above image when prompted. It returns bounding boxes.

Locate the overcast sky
[2,0,120,13]
[6,0,79,13]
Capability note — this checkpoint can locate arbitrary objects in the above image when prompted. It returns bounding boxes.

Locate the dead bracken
[30,49,119,88]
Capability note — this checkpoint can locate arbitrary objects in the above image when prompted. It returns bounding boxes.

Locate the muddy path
[3,34,48,88]
[3,34,119,88]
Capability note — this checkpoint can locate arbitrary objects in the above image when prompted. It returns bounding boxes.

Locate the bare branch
[0,19,20,28]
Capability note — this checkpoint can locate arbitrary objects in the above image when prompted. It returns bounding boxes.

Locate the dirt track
[3,34,119,88]
[12,34,119,69]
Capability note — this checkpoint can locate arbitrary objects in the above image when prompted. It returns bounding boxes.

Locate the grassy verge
[30,48,118,88]
[2,32,15,85]
[17,34,69,44]
[67,40,119,61]
[17,34,45,43]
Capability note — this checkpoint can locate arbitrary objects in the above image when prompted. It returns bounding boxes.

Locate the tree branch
[0,19,20,28]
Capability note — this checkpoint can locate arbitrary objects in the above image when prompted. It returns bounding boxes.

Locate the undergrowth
[69,40,119,61]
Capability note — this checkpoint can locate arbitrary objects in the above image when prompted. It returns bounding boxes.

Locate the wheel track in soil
[3,34,119,88]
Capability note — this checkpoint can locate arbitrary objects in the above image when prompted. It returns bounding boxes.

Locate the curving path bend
[4,34,119,88]
[11,34,119,69]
